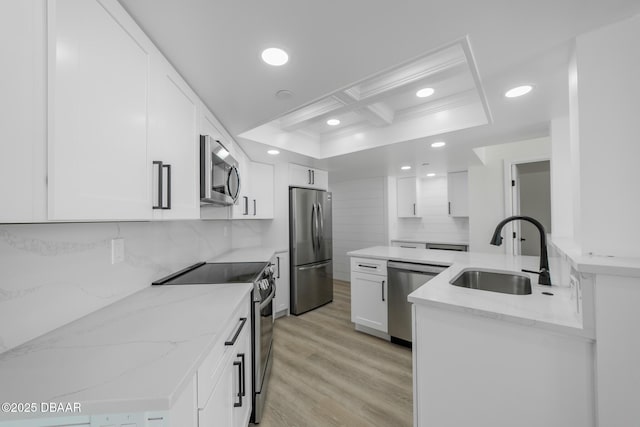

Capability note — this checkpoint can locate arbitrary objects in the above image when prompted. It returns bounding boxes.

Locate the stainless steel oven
[252,269,275,423]
[200,134,240,205]
[151,261,275,423]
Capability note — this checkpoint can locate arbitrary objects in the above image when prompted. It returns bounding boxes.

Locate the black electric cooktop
[152,262,269,285]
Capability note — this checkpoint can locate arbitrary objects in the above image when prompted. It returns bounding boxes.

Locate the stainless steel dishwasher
[387,261,447,345]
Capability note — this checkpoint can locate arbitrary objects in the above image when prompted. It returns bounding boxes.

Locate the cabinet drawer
[391,241,427,249]
[197,298,250,409]
[351,257,387,276]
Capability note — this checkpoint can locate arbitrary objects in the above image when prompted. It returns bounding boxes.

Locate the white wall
[550,116,573,238]
[518,161,551,256]
[573,14,640,257]
[468,137,551,253]
[0,219,257,353]
[389,176,469,244]
[331,177,388,282]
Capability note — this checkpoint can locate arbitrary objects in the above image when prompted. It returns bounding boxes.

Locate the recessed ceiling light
[431,141,446,148]
[267,149,280,155]
[275,90,293,100]
[327,119,340,126]
[427,173,436,177]
[416,87,435,98]
[261,48,288,66]
[401,165,412,170]
[505,85,533,98]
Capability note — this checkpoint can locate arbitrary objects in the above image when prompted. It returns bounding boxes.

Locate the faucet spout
[489,216,552,286]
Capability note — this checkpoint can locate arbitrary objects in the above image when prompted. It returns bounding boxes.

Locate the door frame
[503,156,551,255]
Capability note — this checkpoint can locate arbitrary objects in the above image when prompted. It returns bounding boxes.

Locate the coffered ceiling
[118,0,640,181]
[239,38,491,158]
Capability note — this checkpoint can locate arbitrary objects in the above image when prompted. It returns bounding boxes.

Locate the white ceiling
[118,0,640,181]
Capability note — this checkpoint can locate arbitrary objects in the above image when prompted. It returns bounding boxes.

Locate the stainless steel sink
[450,269,532,295]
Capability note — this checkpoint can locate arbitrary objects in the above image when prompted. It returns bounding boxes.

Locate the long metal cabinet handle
[225,317,247,346]
[243,196,248,215]
[152,161,163,209]
[358,264,377,269]
[238,353,246,397]
[382,280,385,301]
[448,202,451,215]
[277,256,281,278]
[162,164,171,209]
[233,359,242,407]
[253,199,256,216]
[308,169,312,184]
[413,203,416,215]
[312,170,315,185]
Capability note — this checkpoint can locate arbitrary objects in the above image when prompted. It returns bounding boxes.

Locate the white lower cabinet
[198,301,252,427]
[350,257,388,333]
[273,251,290,317]
[413,304,594,427]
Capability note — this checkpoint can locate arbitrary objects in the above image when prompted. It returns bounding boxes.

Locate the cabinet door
[233,325,252,427]
[351,271,388,332]
[48,0,151,220]
[148,56,199,219]
[312,168,329,190]
[0,0,47,222]
[289,163,313,187]
[199,360,234,427]
[274,251,290,317]
[247,162,274,219]
[397,177,418,218]
[447,171,469,217]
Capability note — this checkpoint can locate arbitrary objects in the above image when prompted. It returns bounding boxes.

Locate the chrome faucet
[489,216,552,286]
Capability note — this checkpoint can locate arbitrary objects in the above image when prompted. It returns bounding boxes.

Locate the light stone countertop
[0,282,252,422]
[348,246,591,339]
[551,236,640,277]
[209,246,284,263]
[390,238,470,245]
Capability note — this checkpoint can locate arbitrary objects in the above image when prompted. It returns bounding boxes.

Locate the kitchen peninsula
[348,246,595,427]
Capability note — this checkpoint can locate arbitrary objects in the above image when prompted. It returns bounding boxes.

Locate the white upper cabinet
[447,171,469,217]
[148,55,199,220]
[0,0,47,223]
[246,162,274,219]
[289,164,328,190]
[48,0,153,221]
[397,177,420,218]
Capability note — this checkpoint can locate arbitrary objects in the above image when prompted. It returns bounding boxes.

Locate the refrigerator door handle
[311,203,317,252]
[317,202,324,250]
[314,203,320,252]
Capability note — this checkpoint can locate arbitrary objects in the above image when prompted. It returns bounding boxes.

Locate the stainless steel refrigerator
[289,187,333,315]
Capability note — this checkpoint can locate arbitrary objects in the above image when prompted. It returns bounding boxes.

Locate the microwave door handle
[227,166,240,202]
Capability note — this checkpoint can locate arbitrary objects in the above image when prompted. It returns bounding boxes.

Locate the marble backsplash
[0,219,266,354]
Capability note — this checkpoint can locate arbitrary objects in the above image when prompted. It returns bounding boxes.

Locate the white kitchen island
[348,246,595,427]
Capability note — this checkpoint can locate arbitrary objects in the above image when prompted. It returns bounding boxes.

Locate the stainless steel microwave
[200,135,240,205]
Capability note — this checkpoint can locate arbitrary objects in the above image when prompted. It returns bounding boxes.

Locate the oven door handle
[259,286,276,310]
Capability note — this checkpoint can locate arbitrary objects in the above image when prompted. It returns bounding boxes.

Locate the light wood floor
[257,280,413,427]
